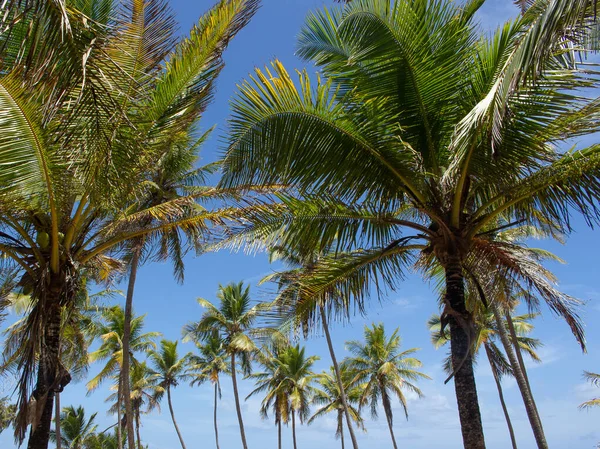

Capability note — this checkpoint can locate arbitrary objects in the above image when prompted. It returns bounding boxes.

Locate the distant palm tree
[344,324,429,449]
[187,333,230,449]
[429,308,542,449]
[148,340,190,449]
[0,396,16,434]
[308,367,365,449]
[49,406,98,449]
[183,282,271,449]
[579,372,600,409]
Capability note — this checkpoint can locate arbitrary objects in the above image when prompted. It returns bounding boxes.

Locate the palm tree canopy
[187,333,231,387]
[50,405,98,449]
[344,323,429,420]
[148,339,190,390]
[579,371,600,409]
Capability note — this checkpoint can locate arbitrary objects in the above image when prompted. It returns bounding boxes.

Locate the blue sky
[2,0,600,448]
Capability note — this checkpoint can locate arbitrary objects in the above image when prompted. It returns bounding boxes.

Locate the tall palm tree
[579,371,600,409]
[0,0,261,446]
[148,340,190,449]
[49,406,98,449]
[218,1,600,447]
[187,333,230,449]
[183,282,272,449]
[429,308,542,449]
[87,306,159,448]
[308,367,365,449]
[343,324,429,449]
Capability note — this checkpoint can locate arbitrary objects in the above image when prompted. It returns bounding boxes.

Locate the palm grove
[0,0,599,448]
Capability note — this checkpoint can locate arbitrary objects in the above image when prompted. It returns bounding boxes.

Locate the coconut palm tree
[87,306,159,448]
[148,340,190,449]
[308,367,365,449]
[49,406,98,449]
[429,308,542,449]
[579,372,600,409]
[183,282,273,449]
[0,0,261,446]
[343,324,429,449]
[0,397,16,434]
[218,1,600,447]
[187,333,230,449]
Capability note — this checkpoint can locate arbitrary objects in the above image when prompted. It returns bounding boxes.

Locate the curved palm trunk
[484,344,517,449]
[135,409,142,449]
[444,259,486,449]
[320,305,359,449]
[55,391,61,449]
[230,352,249,449]
[213,382,220,449]
[291,410,298,449]
[28,293,70,449]
[381,389,398,449]
[123,246,141,449]
[490,304,548,449]
[167,386,187,449]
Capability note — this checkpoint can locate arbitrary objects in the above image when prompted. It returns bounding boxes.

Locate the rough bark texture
[123,247,141,449]
[28,288,69,449]
[445,258,486,449]
[491,305,548,449]
[381,389,398,449]
[320,305,359,449]
[213,382,220,449]
[291,410,298,449]
[230,352,249,449]
[167,386,187,449]
[484,344,517,449]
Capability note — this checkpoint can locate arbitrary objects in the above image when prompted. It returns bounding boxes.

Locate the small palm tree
[308,367,365,449]
[344,324,429,449]
[49,406,98,449]
[187,333,230,449]
[183,281,271,449]
[0,396,16,434]
[579,371,600,409]
[148,340,190,449]
[429,308,542,449]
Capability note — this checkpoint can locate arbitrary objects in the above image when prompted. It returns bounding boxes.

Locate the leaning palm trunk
[122,246,142,449]
[230,352,249,449]
[381,389,398,449]
[320,305,359,449]
[490,303,548,449]
[444,259,486,449]
[213,382,220,449]
[484,345,518,449]
[55,392,61,449]
[167,386,187,449]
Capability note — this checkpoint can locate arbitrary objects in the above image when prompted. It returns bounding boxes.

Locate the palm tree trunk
[381,390,398,449]
[444,258,486,449]
[320,305,359,449]
[167,386,187,449]
[55,391,61,449]
[213,382,220,449]
[230,352,249,449]
[277,419,282,449]
[28,293,69,449]
[484,344,517,449]
[123,245,141,449]
[490,303,548,449]
[117,373,123,449]
[135,410,142,449]
[338,410,345,449]
[291,409,298,449]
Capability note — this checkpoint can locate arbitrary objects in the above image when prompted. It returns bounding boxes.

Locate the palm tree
[343,324,429,449]
[148,340,190,449]
[187,334,230,449]
[430,308,542,449]
[0,396,16,434]
[183,282,271,449]
[0,0,260,446]
[49,406,98,449]
[87,306,159,448]
[218,1,600,447]
[308,367,365,449]
[579,371,600,409]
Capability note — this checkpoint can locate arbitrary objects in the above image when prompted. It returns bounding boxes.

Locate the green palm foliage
[183,282,271,449]
[579,371,600,409]
[343,324,429,449]
[308,367,365,449]
[0,0,260,445]
[0,397,16,434]
[148,340,190,449]
[218,0,600,446]
[187,333,230,449]
[49,406,98,449]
